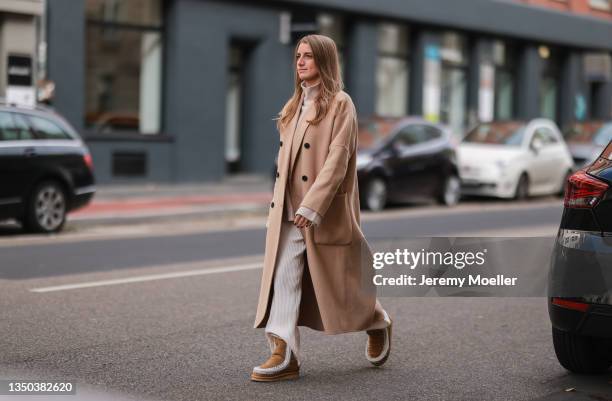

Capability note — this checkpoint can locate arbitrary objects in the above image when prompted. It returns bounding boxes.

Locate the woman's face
[296,42,320,84]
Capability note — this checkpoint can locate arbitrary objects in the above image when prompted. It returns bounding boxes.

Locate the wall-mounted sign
[6,54,35,106]
[7,55,33,86]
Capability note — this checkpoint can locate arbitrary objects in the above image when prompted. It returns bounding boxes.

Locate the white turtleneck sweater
[284,80,322,226]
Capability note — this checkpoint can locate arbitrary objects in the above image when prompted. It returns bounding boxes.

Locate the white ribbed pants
[265,219,390,367]
[264,220,306,366]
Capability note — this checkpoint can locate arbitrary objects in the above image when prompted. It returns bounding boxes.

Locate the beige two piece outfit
[263,81,391,367]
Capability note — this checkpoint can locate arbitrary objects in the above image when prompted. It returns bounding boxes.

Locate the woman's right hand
[293,214,312,228]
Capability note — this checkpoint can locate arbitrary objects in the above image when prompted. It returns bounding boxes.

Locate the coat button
[304,142,310,149]
[280,141,283,147]
[302,175,308,181]
[271,202,275,208]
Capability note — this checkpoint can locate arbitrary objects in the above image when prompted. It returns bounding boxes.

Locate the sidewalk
[67,174,273,226]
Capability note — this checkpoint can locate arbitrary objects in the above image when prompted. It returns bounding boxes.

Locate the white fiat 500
[458,119,574,199]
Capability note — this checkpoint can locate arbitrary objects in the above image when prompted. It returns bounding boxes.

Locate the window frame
[84,0,165,137]
[491,39,519,120]
[375,22,411,117]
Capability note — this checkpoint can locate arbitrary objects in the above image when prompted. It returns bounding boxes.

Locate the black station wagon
[0,101,95,233]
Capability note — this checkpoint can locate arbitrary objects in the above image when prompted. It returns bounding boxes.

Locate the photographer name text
[373,274,518,287]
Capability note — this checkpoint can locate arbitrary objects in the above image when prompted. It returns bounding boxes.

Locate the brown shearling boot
[251,335,299,382]
[366,318,392,367]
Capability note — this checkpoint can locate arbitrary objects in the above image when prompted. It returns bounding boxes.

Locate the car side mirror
[531,138,543,153]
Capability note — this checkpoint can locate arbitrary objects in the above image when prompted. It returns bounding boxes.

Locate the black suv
[0,102,95,233]
[548,140,612,374]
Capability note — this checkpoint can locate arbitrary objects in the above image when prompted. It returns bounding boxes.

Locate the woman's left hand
[294,214,312,228]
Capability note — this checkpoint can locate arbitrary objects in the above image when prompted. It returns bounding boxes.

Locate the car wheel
[552,327,612,374]
[514,173,529,200]
[558,170,572,198]
[438,175,461,206]
[25,180,67,234]
[365,177,387,212]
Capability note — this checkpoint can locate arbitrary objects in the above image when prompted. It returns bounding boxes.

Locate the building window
[85,0,163,135]
[226,44,245,173]
[376,23,409,117]
[589,0,611,10]
[317,13,345,76]
[440,32,468,135]
[539,46,561,122]
[492,40,517,120]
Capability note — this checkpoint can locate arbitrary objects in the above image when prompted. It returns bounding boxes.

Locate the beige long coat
[253,90,384,334]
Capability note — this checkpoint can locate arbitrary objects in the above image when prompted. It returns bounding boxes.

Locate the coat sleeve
[299,97,357,218]
[295,206,322,226]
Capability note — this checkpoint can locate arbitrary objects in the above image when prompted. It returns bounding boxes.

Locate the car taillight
[83,153,94,171]
[563,170,608,209]
[551,298,589,312]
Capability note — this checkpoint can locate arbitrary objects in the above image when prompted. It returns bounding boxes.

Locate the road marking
[30,262,262,293]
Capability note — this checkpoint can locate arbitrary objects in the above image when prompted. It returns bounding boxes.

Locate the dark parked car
[548,140,612,374]
[356,116,460,211]
[0,101,95,233]
[563,120,612,168]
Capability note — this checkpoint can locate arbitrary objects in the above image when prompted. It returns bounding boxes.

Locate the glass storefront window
[226,45,243,172]
[440,32,467,135]
[539,46,560,122]
[318,13,345,76]
[317,13,344,47]
[376,23,409,117]
[85,0,162,135]
[492,40,516,120]
[495,71,514,120]
[86,0,161,26]
[440,68,466,134]
[440,32,466,66]
[540,77,558,121]
[378,23,408,57]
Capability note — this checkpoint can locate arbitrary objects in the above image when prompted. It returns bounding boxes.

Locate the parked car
[356,116,460,211]
[0,101,96,233]
[563,120,612,169]
[548,140,612,374]
[458,119,574,200]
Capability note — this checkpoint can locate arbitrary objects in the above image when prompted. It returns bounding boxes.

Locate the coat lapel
[279,94,302,179]
[289,98,316,177]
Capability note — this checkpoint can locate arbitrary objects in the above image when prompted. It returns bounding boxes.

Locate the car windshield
[463,122,526,146]
[563,121,604,144]
[358,118,399,151]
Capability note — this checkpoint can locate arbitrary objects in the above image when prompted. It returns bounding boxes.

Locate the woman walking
[252,34,392,382]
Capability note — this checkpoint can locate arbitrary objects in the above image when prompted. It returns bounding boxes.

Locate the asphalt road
[1,199,611,401]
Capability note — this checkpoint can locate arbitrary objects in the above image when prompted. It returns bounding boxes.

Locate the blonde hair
[276,34,344,130]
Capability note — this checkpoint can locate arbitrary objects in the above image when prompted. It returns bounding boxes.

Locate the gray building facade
[46,0,612,184]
